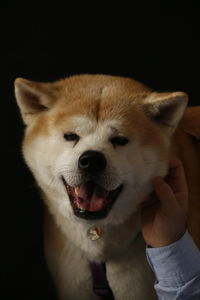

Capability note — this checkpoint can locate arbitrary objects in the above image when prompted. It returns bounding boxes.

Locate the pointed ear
[14,78,57,125]
[143,91,188,136]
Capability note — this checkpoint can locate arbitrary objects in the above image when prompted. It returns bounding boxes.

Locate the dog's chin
[62,177,123,220]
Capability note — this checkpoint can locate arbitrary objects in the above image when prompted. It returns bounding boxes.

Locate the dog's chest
[46,235,156,300]
[105,238,156,299]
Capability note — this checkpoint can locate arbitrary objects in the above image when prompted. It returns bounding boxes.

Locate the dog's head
[15,75,188,226]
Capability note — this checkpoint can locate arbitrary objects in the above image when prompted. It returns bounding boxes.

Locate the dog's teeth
[76,201,84,211]
[75,186,80,195]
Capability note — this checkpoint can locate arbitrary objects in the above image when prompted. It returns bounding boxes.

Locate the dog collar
[90,231,141,299]
[90,261,114,299]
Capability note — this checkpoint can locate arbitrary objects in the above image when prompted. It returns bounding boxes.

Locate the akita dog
[14,74,200,299]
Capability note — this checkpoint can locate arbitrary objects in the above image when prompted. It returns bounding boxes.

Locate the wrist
[147,230,187,248]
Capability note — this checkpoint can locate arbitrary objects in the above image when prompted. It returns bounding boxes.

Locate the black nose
[78,150,107,173]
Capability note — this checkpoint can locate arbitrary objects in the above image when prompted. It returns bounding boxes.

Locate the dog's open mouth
[62,178,123,220]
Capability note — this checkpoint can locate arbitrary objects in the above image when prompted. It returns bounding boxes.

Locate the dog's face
[15,75,188,226]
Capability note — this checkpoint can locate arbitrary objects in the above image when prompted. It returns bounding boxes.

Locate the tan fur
[173,109,200,247]
[14,74,200,299]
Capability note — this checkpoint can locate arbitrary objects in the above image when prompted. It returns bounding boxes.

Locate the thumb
[152,177,177,213]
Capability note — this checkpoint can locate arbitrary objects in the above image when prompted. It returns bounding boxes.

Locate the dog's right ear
[14,78,57,125]
[143,91,188,136]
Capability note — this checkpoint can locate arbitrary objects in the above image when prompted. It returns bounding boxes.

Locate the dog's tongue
[75,182,107,212]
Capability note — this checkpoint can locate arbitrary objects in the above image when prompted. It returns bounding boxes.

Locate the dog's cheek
[121,144,168,201]
[23,134,68,186]
[135,145,169,202]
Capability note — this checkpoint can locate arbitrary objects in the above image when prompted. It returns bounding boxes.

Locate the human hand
[141,158,188,248]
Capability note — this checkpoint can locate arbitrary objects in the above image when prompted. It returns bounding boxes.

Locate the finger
[165,158,188,205]
[166,158,188,210]
[140,192,159,209]
[140,193,159,222]
[152,177,178,213]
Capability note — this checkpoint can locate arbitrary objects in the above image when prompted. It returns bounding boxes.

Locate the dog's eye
[64,132,79,142]
[110,136,129,146]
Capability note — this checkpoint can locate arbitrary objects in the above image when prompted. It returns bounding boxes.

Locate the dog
[14,74,200,299]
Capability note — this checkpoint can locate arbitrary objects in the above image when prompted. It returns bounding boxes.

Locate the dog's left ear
[14,78,58,125]
[143,91,188,136]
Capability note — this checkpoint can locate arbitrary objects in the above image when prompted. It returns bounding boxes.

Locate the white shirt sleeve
[146,231,200,300]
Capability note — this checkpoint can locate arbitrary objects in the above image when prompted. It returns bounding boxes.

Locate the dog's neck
[50,206,141,262]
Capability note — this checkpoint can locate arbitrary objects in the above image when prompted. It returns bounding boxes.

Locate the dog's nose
[78,151,107,173]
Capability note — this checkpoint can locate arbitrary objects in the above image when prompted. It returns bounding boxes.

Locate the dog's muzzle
[62,150,123,220]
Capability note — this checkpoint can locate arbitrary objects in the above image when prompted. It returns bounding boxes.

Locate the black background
[1,1,199,299]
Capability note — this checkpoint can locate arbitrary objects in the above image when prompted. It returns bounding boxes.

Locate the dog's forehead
[52,94,145,135]
[52,82,150,130]
[52,74,150,120]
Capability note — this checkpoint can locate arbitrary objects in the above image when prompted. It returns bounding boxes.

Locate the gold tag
[88,227,102,241]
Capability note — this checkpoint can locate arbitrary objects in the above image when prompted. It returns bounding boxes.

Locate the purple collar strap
[90,262,114,299]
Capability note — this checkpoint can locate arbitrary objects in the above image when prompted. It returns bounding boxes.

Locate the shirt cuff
[146,231,200,287]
